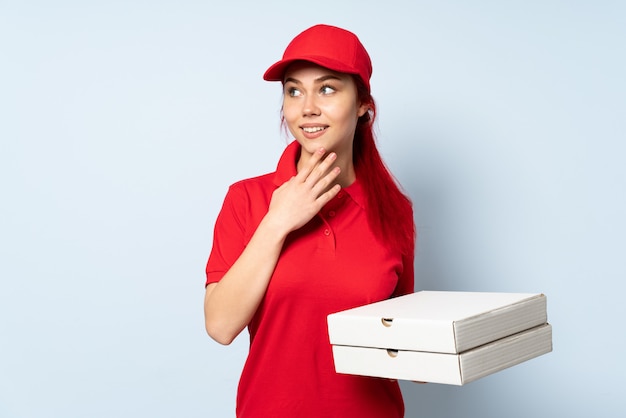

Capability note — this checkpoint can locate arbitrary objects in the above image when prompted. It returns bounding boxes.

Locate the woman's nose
[302,94,320,116]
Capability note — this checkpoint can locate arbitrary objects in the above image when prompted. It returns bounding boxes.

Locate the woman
[204,24,415,418]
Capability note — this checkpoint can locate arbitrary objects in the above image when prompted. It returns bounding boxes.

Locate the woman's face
[282,62,368,162]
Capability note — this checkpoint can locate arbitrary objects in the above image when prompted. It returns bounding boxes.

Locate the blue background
[1,1,624,417]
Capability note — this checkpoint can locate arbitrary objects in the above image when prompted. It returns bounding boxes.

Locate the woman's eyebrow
[283,77,301,85]
[284,74,343,85]
[315,74,343,83]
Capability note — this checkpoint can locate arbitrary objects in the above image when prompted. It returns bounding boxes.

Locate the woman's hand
[265,148,341,234]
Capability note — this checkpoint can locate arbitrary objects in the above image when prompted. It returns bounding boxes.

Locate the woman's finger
[303,151,339,189]
[314,183,342,207]
[311,165,341,197]
[295,148,327,182]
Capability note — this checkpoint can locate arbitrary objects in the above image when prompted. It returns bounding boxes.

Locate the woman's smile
[300,124,329,138]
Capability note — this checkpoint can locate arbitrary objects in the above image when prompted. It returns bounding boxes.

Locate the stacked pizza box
[327,291,552,385]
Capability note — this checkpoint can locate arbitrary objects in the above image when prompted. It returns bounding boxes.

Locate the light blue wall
[1,1,624,417]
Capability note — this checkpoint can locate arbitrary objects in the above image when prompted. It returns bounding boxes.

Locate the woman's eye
[320,85,335,95]
[287,87,302,97]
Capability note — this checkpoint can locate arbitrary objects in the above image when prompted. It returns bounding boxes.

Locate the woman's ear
[357,102,369,118]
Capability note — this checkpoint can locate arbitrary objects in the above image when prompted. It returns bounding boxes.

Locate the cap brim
[263,56,359,82]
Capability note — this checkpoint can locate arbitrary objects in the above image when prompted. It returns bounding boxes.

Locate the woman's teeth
[303,126,326,133]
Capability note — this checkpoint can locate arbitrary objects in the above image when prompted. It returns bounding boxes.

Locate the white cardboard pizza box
[327,291,548,354]
[331,323,552,385]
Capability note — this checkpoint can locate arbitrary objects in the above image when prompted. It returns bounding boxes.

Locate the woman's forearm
[203,215,289,345]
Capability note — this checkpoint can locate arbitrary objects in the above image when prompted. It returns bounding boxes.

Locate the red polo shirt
[206,141,414,418]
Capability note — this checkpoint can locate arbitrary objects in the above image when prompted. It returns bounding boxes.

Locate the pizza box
[327,291,548,354]
[331,323,552,385]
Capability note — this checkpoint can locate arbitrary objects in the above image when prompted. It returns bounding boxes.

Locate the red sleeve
[205,185,249,286]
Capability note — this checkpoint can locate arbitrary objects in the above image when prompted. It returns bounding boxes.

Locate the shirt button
[328,210,336,217]
[324,229,331,236]
[337,191,345,199]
